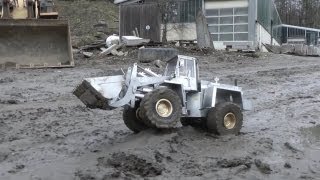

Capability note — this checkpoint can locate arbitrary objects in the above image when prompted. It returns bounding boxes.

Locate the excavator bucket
[0,19,74,68]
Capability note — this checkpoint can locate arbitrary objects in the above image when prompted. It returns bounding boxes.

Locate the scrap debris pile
[76,34,151,58]
[265,44,320,56]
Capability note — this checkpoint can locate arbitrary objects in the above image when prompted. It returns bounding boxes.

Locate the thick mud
[0,52,319,179]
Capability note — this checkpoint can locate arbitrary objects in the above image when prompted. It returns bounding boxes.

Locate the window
[208,26,219,33]
[220,8,233,16]
[235,7,248,15]
[206,9,219,16]
[220,25,233,33]
[186,60,195,77]
[220,34,233,41]
[165,57,178,76]
[178,59,195,77]
[179,59,187,76]
[234,33,249,41]
[206,7,249,42]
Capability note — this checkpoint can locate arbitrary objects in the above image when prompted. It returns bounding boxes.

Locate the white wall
[256,23,280,52]
[213,42,226,50]
[161,23,197,41]
[205,0,248,9]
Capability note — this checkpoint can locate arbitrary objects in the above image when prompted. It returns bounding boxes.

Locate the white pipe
[142,88,153,93]
[144,68,159,77]
[135,94,144,99]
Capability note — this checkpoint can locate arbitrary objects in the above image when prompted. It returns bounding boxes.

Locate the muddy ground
[0,51,320,180]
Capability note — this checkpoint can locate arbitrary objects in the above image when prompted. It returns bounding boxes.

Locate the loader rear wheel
[140,88,182,128]
[123,105,148,133]
[206,102,243,135]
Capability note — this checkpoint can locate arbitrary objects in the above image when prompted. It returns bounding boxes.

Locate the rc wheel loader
[73,55,251,135]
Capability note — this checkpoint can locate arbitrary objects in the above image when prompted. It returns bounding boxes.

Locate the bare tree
[275,0,320,28]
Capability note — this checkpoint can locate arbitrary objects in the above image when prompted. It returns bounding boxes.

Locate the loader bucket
[73,75,125,110]
[0,19,74,69]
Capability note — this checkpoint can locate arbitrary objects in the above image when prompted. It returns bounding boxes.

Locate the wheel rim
[224,112,237,129]
[155,99,173,118]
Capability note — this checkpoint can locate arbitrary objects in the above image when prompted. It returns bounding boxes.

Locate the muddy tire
[206,102,243,135]
[139,95,156,128]
[140,88,182,128]
[123,105,148,133]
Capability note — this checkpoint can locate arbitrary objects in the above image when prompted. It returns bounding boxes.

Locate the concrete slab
[294,44,307,56]
[122,36,150,46]
[280,44,295,54]
[306,46,320,56]
[138,48,178,63]
[83,52,93,58]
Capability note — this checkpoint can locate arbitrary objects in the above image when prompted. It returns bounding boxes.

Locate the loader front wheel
[123,105,148,133]
[206,102,243,135]
[140,88,182,128]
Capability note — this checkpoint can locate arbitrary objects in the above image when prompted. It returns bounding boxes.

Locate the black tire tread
[123,105,148,133]
[140,88,182,128]
[206,102,243,135]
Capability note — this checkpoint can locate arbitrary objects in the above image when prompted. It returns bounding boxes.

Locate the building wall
[119,3,161,42]
[160,0,201,41]
[256,0,282,45]
[161,23,197,41]
[118,0,289,50]
[256,23,280,51]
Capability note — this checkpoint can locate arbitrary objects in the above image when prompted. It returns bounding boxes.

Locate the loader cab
[165,55,199,91]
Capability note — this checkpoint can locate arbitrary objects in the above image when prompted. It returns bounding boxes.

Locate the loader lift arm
[73,64,171,110]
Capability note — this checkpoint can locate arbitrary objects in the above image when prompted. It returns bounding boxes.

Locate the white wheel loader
[73,55,251,135]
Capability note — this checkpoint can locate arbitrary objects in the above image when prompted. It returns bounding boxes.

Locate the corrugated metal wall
[120,3,161,42]
[257,0,282,44]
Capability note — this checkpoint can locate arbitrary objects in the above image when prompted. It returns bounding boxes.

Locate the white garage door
[205,0,249,42]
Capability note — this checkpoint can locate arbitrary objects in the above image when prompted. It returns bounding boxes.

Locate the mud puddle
[301,125,320,148]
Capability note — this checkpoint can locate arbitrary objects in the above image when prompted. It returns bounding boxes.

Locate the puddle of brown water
[306,125,320,138]
[301,125,320,148]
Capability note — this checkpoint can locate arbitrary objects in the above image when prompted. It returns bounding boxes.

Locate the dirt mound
[217,156,252,168]
[99,152,164,177]
[254,159,272,174]
[0,77,14,83]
